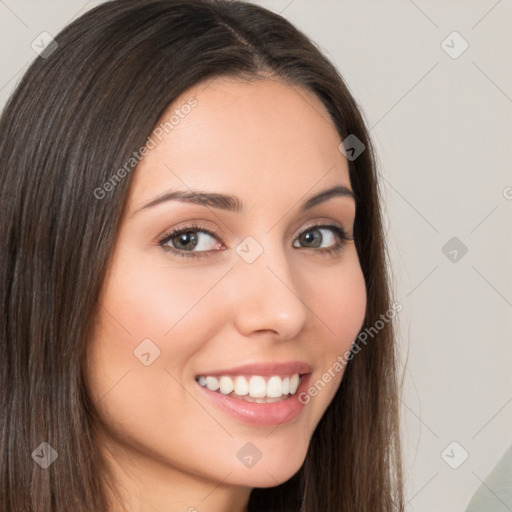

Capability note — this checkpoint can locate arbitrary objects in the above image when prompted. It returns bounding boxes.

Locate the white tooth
[266,376,283,398]
[198,376,206,386]
[248,376,266,398]
[219,376,234,394]
[282,376,290,395]
[289,373,300,394]
[234,376,249,396]
[205,376,219,391]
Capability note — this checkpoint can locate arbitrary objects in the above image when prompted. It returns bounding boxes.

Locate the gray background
[1,1,511,510]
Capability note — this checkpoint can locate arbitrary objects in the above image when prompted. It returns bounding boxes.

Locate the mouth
[194,373,305,403]
[194,370,312,425]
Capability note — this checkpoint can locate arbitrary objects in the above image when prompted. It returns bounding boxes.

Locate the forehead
[126,76,350,209]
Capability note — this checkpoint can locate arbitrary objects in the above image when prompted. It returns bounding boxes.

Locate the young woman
[0,1,404,510]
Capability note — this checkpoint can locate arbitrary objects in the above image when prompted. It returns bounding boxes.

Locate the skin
[86,75,367,512]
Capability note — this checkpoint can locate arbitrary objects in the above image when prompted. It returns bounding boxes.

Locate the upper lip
[195,361,313,377]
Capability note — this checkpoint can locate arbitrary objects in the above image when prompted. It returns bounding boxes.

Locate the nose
[228,241,308,340]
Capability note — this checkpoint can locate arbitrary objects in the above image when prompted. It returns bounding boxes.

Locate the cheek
[97,251,222,349]
[308,255,367,353]
[87,251,230,400]
[286,253,367,431]
[102,258,191,337]
[85,256,228,468]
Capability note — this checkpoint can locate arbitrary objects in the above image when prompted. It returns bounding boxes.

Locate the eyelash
[156,221,354,260]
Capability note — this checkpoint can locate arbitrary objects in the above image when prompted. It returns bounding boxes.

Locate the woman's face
[87,76,367,509]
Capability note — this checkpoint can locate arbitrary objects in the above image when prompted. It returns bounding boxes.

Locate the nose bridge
[229,233,308,338]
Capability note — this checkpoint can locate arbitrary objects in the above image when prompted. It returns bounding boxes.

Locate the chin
[229,446,307,488]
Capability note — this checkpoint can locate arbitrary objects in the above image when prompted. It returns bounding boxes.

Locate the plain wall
[1,1,511,510]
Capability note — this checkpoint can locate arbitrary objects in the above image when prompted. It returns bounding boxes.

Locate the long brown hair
[0,1,404,510]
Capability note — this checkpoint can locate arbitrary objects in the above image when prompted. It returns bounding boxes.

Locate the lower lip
[196,374,311,426]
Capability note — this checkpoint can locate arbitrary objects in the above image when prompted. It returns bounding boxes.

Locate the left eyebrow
[133,184,356,216]
[300,185,356,211]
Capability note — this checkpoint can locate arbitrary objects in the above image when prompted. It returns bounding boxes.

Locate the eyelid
[156,220,222,249]
[297,218,353,239]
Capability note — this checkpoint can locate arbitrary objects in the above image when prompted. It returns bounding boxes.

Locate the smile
[196,373,302,402]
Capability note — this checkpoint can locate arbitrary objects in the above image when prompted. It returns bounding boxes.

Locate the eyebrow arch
[133,184,356,216]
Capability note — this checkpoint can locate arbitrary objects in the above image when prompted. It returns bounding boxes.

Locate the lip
[196,373,312,426]
[195,361,313,378]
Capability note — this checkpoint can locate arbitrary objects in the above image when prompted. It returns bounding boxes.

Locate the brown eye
[158,223,224,259]
[162,228,217,251]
